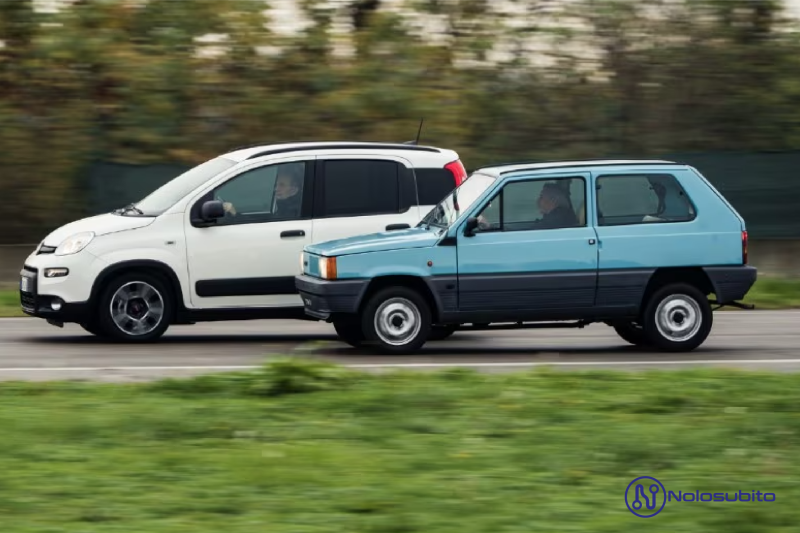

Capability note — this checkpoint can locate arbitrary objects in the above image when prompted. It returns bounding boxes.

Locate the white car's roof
[223,141,456,163]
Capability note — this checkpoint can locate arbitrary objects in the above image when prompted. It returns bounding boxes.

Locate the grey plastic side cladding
[702,265,758,304]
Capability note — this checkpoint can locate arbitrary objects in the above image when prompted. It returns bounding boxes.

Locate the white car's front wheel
[95,272,173,343]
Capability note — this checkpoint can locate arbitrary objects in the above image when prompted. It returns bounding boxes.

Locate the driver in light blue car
[295,159,757,355]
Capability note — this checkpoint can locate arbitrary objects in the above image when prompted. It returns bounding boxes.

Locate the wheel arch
[89,259,186,320]
[357,275,442,322]
[640,267,714,314]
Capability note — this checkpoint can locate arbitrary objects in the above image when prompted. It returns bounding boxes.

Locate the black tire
[95,272,173,343]
[79,320,106,338]
[642,282,712,352]
[612,321,650,347]
[429,325,457,341]
[361,286,432,354]
[333,320,366,348]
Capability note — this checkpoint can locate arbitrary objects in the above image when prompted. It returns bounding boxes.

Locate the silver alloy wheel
[654,294,702,343]
[109,281,165,336]
[373,297,422,346]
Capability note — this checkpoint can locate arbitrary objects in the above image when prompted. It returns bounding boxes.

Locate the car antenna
[403,118,424,145]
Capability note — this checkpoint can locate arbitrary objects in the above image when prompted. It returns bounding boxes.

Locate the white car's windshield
[132,156,237,216]
[421,173,496,228]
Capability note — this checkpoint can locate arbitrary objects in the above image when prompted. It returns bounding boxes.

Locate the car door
[592,169,700,312]
[310,155,422,244]
[455,172,599,319]
[184,155,315,309]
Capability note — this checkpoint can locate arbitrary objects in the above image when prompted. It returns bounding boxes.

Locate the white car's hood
[43,213,155,246]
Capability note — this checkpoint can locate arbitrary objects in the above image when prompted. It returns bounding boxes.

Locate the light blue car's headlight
[55,232,95,256]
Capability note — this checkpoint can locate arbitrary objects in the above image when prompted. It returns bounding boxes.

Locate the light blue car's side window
[596,174,696,226]
[475,176,587,232]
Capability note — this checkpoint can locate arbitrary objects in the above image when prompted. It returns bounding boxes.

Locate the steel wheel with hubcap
[361,286,432,354]
[642,282,712,352]
[96,272,173,342]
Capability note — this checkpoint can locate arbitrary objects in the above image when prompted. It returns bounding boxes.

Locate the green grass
[738,277,800,309]
[5,277,800,318]
[1,358,800,531]
[0,289,22,317]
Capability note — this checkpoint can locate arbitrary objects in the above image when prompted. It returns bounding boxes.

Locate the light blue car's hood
[305,227,444,257]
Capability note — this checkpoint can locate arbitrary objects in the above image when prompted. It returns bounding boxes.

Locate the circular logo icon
[625,476,666,517]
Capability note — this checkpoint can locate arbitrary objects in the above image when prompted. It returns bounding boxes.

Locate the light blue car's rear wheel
[361,286,432,354]
[642,283,712,352]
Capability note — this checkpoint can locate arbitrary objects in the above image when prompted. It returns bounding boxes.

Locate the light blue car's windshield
[422,173,497,228]
[134,156,238,215]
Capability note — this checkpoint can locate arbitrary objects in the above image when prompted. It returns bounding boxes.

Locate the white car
[19,141,467,342]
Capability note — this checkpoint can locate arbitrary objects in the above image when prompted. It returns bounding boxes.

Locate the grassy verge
[0,289,22,317]
[4,277,800,318]
[0,358,799,531]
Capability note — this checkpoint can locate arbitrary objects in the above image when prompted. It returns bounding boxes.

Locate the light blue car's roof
[474,159,683,178]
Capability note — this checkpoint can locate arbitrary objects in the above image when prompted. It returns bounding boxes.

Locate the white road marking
[2,359,800,373]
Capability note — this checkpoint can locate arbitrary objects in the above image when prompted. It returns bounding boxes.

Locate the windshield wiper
[114,203,144,215]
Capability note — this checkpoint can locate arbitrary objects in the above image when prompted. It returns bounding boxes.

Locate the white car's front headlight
[55,231,95,256]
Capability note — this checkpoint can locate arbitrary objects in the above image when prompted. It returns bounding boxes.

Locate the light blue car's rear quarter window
[592,168,744,268]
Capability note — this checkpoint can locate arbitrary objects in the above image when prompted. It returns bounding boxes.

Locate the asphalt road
[0,310,798,381]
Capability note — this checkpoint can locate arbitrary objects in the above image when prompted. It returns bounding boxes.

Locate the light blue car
[295,159,757,354]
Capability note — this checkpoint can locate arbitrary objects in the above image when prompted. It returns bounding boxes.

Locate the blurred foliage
[2,0,800,242]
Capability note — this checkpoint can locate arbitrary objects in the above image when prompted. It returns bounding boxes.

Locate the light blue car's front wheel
[361,286,432,354]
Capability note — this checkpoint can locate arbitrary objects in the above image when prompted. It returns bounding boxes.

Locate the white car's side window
[318,159,403,218]
[210,161,307,225]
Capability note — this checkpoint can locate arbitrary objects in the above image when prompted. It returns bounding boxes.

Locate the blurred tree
[352,0,381,30]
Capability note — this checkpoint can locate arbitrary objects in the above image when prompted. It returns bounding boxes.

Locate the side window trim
[189,158,316,228]
[313,157,408,219]
[474,174,588,233]
[595,172,697,227]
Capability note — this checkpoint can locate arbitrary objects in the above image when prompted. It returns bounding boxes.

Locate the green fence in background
[83,161,193,215]
[83,151,800,239]
[663,152,800,240]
